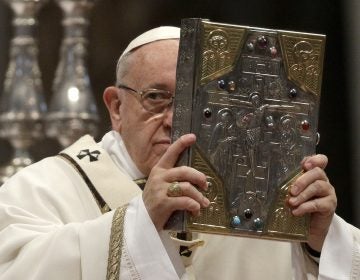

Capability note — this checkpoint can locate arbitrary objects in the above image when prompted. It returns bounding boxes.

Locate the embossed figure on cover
[171,18,325,241]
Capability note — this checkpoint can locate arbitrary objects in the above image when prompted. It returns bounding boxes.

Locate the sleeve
[291,214,360,280]
[0,158,185,280]
[118,196,186,280]
[291,242,319,279]
[0,158,116,280]
[318,214,360,279]
[0,198,115,280]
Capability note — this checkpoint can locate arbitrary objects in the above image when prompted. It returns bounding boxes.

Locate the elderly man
[0,26,358,280]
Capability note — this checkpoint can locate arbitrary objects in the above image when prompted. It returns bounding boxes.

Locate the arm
[287,154,360,278]
[123,195,186,279]
[0,156,182,280]
[0,162,113,280]
[319,214,360,279]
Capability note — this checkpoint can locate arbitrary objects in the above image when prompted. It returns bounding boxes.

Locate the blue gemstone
[253,218,263,230]
[231,215,241,227]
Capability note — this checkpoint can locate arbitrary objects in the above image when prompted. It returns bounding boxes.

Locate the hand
[142,134,210,231]
[288,154,337,252]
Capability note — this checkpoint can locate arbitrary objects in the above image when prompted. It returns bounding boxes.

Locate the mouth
[155,138,171,145]
[153,137,172,150]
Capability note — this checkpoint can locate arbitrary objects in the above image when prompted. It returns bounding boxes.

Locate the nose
[163,106,173,128]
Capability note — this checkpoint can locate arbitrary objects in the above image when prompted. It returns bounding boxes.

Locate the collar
[100,130,145,180]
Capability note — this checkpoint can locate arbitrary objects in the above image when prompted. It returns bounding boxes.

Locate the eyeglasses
[117,83,174,114]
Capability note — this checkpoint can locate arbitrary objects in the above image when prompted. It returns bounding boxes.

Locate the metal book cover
[170,18,325,241]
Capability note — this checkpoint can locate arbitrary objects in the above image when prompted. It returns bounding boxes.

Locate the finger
[169,196,203,215]
[165,166,208,191]
[170,182,210,207]
[156,134,196,169]
[301,154,328,171]
[290,167,328,196]
[291,195,337,216]
[288,179,333,207]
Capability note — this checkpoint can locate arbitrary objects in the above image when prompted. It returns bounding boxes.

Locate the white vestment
[0,131,359,280]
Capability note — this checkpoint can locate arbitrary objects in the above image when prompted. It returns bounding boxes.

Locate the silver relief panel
[170,18,325,241]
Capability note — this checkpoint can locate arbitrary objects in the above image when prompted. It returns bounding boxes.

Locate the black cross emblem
[77,149,101,162]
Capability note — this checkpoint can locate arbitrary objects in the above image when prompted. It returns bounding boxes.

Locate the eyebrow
[144,82,170,90]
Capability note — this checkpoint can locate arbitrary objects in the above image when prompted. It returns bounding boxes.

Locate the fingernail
[203,197,210,207]
[205,178,212,191]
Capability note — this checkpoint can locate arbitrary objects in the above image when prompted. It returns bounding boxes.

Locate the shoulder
[0,156,99,221]
[2,156,78,189]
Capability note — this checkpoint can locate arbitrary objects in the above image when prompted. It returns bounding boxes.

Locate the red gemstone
[270,46,277,57]
[257,35,267,49]
[301,120,310,131]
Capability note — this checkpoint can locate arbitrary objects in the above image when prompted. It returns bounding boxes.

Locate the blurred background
[0,0,358,227]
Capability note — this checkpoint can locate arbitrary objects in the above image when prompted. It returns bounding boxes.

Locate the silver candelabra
[0,0,47,184]
[45,0,99,147]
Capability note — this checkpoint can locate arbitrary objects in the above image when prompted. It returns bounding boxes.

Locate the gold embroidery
[122,239,141,279]
[134,178,147,190]
[57,154,111,214]
[101,204,111,214]
[106,205,128,280]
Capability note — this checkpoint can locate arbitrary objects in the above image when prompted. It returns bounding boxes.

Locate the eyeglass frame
[117,83,174,114]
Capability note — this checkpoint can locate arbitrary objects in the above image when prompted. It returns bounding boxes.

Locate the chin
[153,143,170,154]
[151,151,167,166]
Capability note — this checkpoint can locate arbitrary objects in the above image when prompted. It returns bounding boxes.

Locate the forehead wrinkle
[128,45,157,83]
[119,51,143,87]
[120,39,179,94]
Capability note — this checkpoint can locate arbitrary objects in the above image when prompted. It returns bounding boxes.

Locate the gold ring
[167,182,182,197]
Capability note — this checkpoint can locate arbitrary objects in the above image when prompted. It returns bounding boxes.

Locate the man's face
[106,40,179,176]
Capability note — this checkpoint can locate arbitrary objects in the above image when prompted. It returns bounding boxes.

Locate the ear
[103,86,122,131]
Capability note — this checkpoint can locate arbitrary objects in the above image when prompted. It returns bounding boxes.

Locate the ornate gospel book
[170,18,325,241]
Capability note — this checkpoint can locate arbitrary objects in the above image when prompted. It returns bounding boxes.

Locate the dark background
[0,1,355,226]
